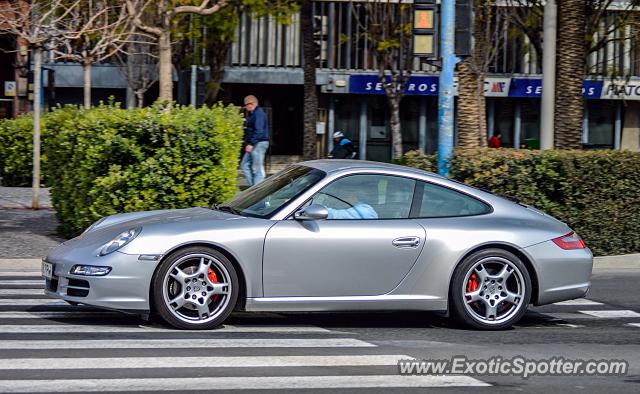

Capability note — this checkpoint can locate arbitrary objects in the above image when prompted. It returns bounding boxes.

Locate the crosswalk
[0,270,490,392]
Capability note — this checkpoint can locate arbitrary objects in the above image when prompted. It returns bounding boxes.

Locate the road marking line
[0,375,490,392]
[552,298,603,306]
[0,272,41,277]
[0,338,377,350]
[578,310,640,318]
[0,280,43,286]
[0,299,66,306]
[540,312,600,320]
[0,324,332,334]
[0,311,121,319]
[627,323,640,328]
[0,289,44,295]
[0,355,411,370]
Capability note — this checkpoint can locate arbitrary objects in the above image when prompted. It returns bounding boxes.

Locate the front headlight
[99,228,141,256]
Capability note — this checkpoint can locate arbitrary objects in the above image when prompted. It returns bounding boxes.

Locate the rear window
[415,181,491,218]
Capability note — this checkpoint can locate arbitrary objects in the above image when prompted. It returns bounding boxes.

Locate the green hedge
[21,103,244,237]
[0,115,49,187]
[399,149,640,256]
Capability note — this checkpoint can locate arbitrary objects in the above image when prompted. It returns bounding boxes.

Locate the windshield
[221,165,326,218]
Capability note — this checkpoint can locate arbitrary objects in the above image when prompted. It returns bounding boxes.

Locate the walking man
[241,95,270,186]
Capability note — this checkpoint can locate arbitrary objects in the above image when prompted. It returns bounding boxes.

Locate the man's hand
[245,145,253,153]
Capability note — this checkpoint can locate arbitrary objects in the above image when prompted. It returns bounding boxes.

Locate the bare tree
[354,0,413,160]
[0,0,81,209]
[125,0,229,102]
[51,1,131,109]
[115,33,158,108]
[457,2,510,148]
[300,0,317,160]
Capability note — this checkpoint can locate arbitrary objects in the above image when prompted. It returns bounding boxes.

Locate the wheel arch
[149,242,248,313]
[449,243,539,307]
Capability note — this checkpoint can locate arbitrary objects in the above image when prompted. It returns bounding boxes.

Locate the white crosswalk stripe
[0,338,377,350]
[0,376,490,392]
[0,280,44,286]
[0,270,491,392]
[579,310,640,318]
[552,298,603,306]
[0,289,44,295]
[0,271,41,277]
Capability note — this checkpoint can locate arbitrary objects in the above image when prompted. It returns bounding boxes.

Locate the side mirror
[294,204,329,221]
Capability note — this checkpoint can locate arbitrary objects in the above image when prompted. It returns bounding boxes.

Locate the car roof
[299,159,443,180]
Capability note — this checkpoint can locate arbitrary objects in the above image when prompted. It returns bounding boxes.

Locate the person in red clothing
[488,132,502,148]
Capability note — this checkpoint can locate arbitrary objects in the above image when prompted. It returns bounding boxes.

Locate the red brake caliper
[208,268,220,303]
[466,273,478,294]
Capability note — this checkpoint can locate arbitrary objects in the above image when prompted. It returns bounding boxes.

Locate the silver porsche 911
[43,160,593,330]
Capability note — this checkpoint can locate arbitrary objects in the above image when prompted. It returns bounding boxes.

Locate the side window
[417,182,491,218]
[311,174,416,220]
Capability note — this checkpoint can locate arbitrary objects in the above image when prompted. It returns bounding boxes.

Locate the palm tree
[301,0,318,160]
[554,0,585,149]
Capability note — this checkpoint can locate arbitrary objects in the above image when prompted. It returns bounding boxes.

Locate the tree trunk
[205,39,231,105]
[31,47,42,210]
[388,94,403,160]
[83,62,91,109]
[301,0,318,160]
[457,62,487,148]
[554,0,585,149]
[456,1,489,148]
[158,33,173,102]
[136,91,145,108]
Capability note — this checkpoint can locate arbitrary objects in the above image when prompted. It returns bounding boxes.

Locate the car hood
[89,207,240,231]
[52,208,246,257]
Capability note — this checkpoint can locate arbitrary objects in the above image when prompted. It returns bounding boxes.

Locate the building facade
[5,0,640,160]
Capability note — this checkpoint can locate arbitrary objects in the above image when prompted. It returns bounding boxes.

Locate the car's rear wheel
[152,246,238,330]
[450,249,531,330]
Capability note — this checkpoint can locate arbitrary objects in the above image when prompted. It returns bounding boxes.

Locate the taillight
[552,232,586,250]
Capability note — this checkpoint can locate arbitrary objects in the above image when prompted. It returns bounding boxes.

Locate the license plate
[42,261,53,279]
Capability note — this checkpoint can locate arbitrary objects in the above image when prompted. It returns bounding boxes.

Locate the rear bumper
[525,240,593,305]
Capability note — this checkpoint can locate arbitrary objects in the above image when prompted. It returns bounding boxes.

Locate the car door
[262,174,426,297]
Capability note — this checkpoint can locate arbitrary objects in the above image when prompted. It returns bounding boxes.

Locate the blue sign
[349,75,439,96]
[583,80,604,99]
[509,78,543,97]
[350,74,606,99]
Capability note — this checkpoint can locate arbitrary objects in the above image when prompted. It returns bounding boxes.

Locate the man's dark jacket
[244,106,269,145]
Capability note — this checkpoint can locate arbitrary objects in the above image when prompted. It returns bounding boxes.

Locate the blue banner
[349,75,439,95]
[350,74,606,99]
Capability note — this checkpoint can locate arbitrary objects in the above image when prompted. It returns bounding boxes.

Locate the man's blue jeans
[241,141,269,186]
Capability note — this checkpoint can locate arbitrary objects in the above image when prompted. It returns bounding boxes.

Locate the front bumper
[43,248,161,312]
[525,240,594,305]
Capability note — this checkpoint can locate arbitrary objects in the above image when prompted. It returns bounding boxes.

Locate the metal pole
[328,98,335,155]
[31,48,42,210]
[190,65,197,107]
[359,99,367,160]
[540,0,557,150]
[438,0,458,176]
[419,97,427,153]
[614,101,622,150]
[514,101,522,149]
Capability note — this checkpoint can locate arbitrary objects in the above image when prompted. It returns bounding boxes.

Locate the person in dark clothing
[241,95,270,185]
[329,131,357,159]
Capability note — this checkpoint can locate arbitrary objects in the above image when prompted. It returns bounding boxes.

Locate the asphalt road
[0,265,638,393]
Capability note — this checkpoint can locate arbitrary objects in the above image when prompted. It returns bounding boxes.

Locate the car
[43,159,593,330]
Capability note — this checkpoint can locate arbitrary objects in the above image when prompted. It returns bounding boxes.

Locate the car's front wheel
[152,247,238,330]
[450,249,531,330]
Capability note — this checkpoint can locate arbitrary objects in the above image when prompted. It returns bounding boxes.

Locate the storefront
[321,74,639,160]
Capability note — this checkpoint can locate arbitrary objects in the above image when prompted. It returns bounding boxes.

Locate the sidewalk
[0,187,64,259]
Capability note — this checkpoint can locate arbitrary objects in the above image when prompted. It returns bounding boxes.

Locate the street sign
[3,81,16,97]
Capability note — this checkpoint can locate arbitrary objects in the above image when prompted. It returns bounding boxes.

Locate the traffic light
[455,0,473,57]
[412,0,438,58]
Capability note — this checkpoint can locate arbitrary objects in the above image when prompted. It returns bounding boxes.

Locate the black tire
[152,246,239,330]
[449,248,532,330]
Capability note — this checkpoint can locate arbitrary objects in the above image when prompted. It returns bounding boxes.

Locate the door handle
[392,236,421,248]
